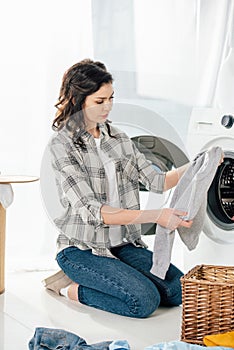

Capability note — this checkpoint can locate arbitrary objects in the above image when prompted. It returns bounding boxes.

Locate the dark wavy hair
[52,59,114,149]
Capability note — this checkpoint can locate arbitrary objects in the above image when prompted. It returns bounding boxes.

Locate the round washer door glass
[207,151,234,230]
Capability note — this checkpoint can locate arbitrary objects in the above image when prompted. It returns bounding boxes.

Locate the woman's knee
[130,284,161,318]
[160,282,182,306]
[155,263,183,307]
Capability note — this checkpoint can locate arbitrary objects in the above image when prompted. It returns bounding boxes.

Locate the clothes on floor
[29,329,234,350]
[145,340,233,350]
[203,330,234,347]
[109,340,130,350]
[56,243,183,318]
[151,146,223,279]
[28,327,130,350]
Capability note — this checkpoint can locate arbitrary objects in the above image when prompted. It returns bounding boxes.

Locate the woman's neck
[87,126,100,138]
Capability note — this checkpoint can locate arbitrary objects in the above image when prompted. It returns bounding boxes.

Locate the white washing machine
[184,107,234,271]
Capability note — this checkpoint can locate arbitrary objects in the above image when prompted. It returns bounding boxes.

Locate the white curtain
[0,0,93,271]
[197,0,234,107]
[214,0,234,110]
[134,0,233,107]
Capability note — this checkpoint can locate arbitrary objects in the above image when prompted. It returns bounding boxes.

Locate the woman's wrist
[164,163,190,191]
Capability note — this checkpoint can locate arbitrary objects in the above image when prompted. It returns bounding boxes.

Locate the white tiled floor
[0,271,183,350]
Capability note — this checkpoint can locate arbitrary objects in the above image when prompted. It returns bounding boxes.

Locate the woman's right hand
[155,208,193,231]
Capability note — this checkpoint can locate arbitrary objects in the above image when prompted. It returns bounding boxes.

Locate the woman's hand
[156,208,193,231]
[219,152,224,165]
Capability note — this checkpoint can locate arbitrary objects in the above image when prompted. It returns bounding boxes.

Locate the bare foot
[67,283,79,301]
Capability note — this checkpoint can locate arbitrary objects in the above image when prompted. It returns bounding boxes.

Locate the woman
[43,58,193,318]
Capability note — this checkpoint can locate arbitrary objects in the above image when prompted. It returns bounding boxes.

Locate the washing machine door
[201,137,234,243]
[131,134,189,186]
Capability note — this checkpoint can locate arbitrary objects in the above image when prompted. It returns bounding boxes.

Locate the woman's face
[83,83,114,130]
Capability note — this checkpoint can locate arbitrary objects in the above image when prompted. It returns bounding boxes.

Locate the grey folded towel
[150,146,223,279]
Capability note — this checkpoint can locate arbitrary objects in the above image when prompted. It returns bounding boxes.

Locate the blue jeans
[28,327,124,350]
[56,243,183,318]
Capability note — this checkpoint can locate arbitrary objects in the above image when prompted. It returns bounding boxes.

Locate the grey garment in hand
[150,146,223,279]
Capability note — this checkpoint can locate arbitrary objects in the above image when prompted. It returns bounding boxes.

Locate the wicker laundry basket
[180,264,234,345]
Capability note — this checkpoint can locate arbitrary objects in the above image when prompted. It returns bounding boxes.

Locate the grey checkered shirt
[49,123,165,258]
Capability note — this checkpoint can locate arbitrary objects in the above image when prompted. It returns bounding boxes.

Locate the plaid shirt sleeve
[50,137,105,230]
